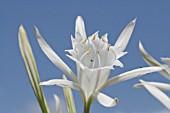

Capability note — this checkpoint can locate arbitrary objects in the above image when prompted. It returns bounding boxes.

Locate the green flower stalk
[18,25,50,113]
[63,75,77,113]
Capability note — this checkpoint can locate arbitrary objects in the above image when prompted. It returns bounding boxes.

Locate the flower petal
[134,81,170,91]
[105,67,163,87]
[40,79,80,90]
[112,60,124,68]
[93,92,118,107]
[34,27,78,82]
[75,16,87,40]
[54,94,62,113]
[161,57,170,67]
[139,42,170,80]
[113,18,136,52]
[139,80,170,110]
[139,41,161,66]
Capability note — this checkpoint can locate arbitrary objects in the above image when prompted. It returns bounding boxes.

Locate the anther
[79,48,91,62]
[87,48,91,54]
[82,38,87,44]
[102,36,106,42]
[92,33,98,40]
[97,50,100,54]
[107,44,111,51]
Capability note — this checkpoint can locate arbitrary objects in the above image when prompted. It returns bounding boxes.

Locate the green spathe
[18,25,50,113]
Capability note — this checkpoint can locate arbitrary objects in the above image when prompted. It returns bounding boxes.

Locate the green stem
[84,103,91,113]
[84,97,94,113]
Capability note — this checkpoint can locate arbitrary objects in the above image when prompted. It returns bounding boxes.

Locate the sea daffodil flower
[139,41,170,79]
[134,42,170,110]
[35,16,162,112]
[134,80,170,110]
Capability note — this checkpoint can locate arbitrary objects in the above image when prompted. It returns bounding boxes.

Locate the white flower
[35,16,163,107]
[134,80,170,110]
[134,42,170,110]
[139,41,170,79]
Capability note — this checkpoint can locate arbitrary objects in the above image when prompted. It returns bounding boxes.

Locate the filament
[79,48,91,62]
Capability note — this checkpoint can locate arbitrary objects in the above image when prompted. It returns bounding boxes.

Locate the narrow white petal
[75,16,86,40]
[161,57,170,67]
[112,60,124,68]
[65,49,76,57]
[34,27,78,82]
[160,65,170,80]
[139,41,161,66]
[134,81,170,91]
[40,79,80,90]
[140,80,170,110]
[93,92,118,107]
[54,94,62,113]
[114,18,136,52]
[105,67,163,87]
[116,51,128,59]
[139,42,170,80]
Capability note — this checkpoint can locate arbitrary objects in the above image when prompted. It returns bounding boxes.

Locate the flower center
[76,37,114,69]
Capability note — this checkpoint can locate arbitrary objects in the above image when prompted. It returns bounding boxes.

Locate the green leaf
[63,75,76,113]
[18,25,50,113]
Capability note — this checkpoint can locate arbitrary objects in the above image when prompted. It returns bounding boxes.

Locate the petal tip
[139,41,143,48]
[139,79,144,83]
[133,84,138,88]
[76,16,83,23]
[77,16,82,19]
[34,26,38,31]
[34,26,39,33]
[115,98,118,104]
[133,83,143,88]
[19,25,25,33]
[133,17,137,23]
[19,24,24,29]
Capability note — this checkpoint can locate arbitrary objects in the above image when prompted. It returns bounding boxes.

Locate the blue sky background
[1,0,170,113]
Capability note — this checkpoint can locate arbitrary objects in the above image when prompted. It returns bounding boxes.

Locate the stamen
[92,55,96,68]
[87,38,91,48]
[92,50,101,68]
[107,44,111,51]
[92,35,96,40]
[87,48,91,54]
[82,38,87,44]
[97,52,101,67]
[92,32,98,40]
[97,50,100,54]
[79,48,91,62]
[102,36,106,42]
